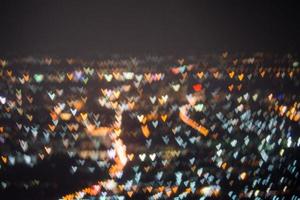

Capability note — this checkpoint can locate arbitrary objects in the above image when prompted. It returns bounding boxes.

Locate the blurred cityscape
[0,53,299,199]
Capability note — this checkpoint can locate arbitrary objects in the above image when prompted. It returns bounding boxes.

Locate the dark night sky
[0,0,300,57]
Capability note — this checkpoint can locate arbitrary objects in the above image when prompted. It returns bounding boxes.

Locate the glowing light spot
[199,185,221,197]
[239,172,247,180]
